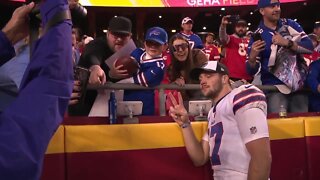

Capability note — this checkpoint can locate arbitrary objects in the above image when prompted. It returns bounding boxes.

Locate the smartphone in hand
[227,15,240,24]
[74,66,90,103]
[253,33,263,42]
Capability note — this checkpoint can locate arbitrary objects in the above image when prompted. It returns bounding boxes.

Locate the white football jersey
[202,84,269,180]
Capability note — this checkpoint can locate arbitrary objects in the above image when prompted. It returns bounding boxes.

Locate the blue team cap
[257,0,280,8]
[145,27,168,45]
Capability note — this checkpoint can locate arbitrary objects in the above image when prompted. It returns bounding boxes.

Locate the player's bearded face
[199,73,223,99]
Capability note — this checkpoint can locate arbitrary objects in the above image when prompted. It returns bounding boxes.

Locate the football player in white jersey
[168,61,271,180]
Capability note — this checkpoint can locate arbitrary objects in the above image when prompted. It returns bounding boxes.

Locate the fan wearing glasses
[167,35,208,102]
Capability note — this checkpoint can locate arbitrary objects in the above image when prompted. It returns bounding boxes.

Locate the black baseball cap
[108,16,132,35]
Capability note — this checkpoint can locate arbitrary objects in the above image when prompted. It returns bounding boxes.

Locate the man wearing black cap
[168,61,271,179]
[219,16,253,82]
[73,16,133,115]
[246,0,313,114]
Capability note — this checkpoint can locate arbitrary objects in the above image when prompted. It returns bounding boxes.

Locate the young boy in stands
[110,27,168,115]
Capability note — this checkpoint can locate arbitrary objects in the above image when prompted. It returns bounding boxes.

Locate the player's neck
[213,85,232,104]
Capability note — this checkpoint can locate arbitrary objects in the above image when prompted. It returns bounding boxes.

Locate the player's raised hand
[168,92,189,125]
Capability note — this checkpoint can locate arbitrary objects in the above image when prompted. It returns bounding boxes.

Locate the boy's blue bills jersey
[124,48,165,115]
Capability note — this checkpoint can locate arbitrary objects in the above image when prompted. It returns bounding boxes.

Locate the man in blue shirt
[307,60,320,112]
[246,0,313,113]
[176,17,203,49]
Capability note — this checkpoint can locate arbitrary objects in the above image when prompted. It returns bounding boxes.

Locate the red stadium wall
[41,116,320,180]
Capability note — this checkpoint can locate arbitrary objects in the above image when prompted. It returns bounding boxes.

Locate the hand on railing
[174,76,185,86]
[88,65,106,85]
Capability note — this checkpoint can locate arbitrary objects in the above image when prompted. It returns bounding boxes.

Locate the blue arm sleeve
[194,35,204,49]
[307,61,320,94]
[0,1,73,179]
[133,61,165,87]
[0,31,15,66]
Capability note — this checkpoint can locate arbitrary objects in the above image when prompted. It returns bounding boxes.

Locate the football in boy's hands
[115,56,139,77]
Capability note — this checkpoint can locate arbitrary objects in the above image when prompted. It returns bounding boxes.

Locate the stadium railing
[87,83,310,116]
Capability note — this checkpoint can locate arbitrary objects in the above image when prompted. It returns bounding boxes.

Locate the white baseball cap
[181,17,193,25]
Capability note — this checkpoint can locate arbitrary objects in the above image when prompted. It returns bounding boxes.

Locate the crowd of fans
[66,14,320,116]
[0,0,319,179]
[1,1,320,117]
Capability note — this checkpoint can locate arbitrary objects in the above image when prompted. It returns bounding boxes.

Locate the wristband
[180,121,191,129]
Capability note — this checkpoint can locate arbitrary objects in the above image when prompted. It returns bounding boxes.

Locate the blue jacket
[246,19,313,86]
[0,0,73,179]
[307,60,320,112]
[177,32,204,49]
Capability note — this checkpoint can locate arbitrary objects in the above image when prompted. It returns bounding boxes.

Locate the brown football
[115,56,139,77]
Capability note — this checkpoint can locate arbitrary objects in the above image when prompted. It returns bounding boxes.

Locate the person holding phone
[246,0,313,113]
[219,16,253,82]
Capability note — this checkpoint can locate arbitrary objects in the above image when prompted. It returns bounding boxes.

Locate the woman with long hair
[167,34,208,101]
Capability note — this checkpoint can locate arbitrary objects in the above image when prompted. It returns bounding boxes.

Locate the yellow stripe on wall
[268,118,305,140]
[65,122,207,153]
[45,126,65,154]
[132,0,164,7]
[304,117,320,137]
[47,117,318,154]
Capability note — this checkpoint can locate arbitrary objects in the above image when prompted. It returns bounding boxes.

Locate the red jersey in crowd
[304,50,320,66]
[203,44,220,61]
[222,35,252,81]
